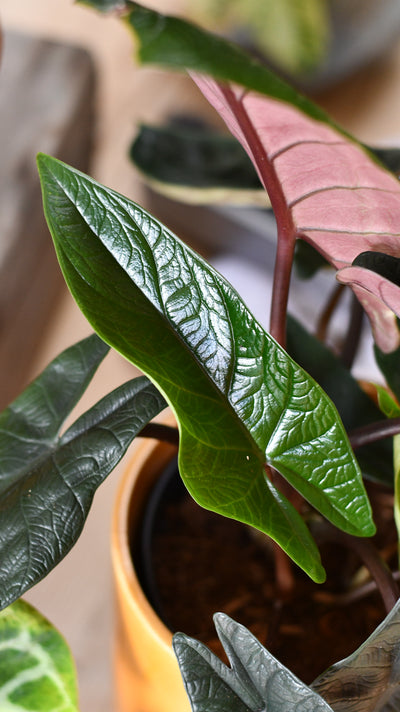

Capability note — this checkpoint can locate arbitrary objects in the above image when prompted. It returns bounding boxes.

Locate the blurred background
[1,1,400,710]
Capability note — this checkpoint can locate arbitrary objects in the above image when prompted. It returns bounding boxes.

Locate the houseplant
[2,0,400,709]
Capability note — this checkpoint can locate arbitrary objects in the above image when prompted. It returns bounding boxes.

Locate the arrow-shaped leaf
[193,76,400,353]
[311,597,400,711]
[173,613,334,712]
[0,599,79,712]
[38,153,376,582]
[0,335,166,609]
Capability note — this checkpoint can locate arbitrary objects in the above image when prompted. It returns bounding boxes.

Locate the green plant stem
[140,423,179,446]
[218,83,296,347]
[349,417,400,450]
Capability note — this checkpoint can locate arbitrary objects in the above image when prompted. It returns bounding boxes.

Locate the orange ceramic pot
[111,422,190,712]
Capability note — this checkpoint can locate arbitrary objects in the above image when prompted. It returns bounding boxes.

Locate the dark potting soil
[133,461,396,684]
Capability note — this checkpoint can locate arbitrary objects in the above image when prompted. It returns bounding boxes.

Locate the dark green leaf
[293,240,329,279]
[286,315,393,486]
[311,596,400,711]
[38,153,376,582]
[0,599,79,711]
[130,121,264,205]
[370,145,400,177]
[0,334,108,496]
[353,251,400,288]
[173,613,334,712]
[0,335,166,609]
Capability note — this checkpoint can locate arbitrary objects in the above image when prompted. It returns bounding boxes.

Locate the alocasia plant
[2,0,400,709]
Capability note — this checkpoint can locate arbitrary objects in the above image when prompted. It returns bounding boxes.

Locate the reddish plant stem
[349,417,400,450]
[270,232,297,346]
[218,83,296,348]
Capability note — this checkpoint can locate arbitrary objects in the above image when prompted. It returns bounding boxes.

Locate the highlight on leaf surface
[38,153,376,582]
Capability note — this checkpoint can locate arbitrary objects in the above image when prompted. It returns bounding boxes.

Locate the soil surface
[133,464,397,684]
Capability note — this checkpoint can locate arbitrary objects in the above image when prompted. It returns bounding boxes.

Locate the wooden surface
[0,31,95,409]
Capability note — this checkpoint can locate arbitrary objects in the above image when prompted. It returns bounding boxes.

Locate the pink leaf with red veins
[193,75,400,352]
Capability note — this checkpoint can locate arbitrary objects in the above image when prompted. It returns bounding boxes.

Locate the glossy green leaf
[286,315,393,486]
[311,597,400,711]
[173,613,334,712]
[0,599,79,711]
[130,122,265,206]
[0,335,166,609]
[38,154,376,582]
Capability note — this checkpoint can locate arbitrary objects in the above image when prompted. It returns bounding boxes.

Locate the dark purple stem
[349,417,400,450]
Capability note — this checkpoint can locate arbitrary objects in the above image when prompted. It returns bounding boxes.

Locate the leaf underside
[0,334,166,609]
[117,1,400,354]
[38,153,375,582]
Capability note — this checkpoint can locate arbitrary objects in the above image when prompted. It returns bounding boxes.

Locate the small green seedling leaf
[173,613,334,712]
[0,599,79,711]
[38,154,376,582]
[311,596,400,711]
[0,335,166,609]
